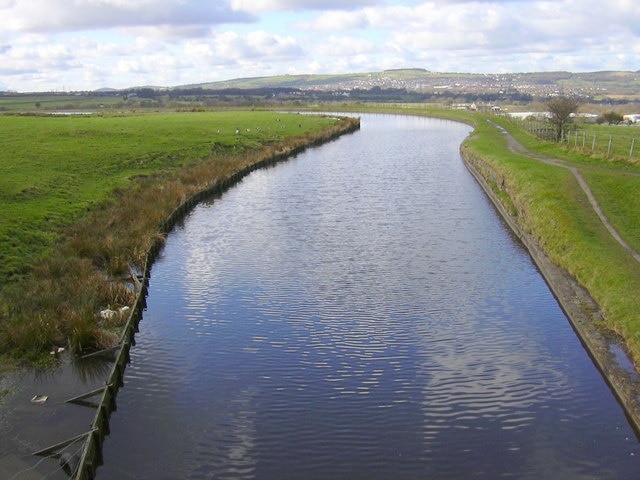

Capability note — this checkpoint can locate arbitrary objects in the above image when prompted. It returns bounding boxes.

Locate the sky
[1,0,639,92]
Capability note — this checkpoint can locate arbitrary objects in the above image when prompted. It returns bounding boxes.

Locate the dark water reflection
[98,114,639,479]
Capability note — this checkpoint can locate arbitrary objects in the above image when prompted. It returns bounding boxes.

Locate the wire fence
[561,129,639,159]
[507,116,640,160]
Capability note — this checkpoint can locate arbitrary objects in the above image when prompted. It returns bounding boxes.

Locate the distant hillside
[178,69,640,101]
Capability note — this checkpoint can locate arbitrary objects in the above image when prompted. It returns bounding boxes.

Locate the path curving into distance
[489,119,640,263]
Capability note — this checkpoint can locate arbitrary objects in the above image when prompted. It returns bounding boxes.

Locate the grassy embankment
[460,113,640,365]
[0,110,357,364]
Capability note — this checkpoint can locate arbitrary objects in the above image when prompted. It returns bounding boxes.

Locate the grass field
[507,115,640,160]
[0,111,335,283]
[568,123,640,159]
[0,93,125,111]
[0,110,351,361]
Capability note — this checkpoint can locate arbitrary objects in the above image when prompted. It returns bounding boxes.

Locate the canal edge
[65,116,361,480]
[460,145,640,438]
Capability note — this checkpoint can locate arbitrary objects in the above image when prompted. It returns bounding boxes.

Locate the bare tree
[546,97,581,142]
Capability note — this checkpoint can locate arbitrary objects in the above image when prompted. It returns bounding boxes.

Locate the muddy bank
[461,145,640,436]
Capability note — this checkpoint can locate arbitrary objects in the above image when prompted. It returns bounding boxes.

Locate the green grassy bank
[460,113,640,367]
[247,103,640,374]
[300,103,640,370]
[0,110,358,364]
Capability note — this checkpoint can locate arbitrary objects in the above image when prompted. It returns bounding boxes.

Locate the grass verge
[461,114,640,366]
[0,111,359,364]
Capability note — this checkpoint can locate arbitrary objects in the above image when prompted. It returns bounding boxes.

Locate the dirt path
[489,120,640,263]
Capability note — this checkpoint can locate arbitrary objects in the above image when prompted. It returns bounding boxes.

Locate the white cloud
[245,30,302,57]
[2,0,255,33]
[0,37,78,74]
[298,10,370,31]
[1,0,639,91]
[184,30,302,67]
[231,0,380,13]
[124,24,215,41]
[312,36,377,57]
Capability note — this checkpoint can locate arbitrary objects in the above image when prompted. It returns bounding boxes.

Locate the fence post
[607,136,613,155]
[592,135,596,152]
[631,138,636,159]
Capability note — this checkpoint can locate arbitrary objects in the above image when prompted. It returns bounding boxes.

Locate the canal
[97,114,639,479]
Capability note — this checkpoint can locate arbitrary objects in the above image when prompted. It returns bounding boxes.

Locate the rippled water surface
[98,114,639,479]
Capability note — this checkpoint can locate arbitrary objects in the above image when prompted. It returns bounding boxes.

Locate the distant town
[179,69,640,104]
[2,69,639,118]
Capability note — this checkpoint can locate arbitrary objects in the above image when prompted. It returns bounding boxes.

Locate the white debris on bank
[98,306,131,321]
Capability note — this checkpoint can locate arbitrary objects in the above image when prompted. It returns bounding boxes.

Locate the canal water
[97,114,639,479]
